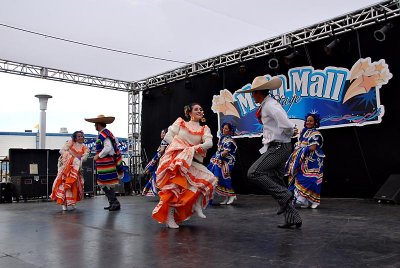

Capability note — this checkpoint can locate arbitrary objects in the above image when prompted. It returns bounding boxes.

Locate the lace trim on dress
[179,118,205,135]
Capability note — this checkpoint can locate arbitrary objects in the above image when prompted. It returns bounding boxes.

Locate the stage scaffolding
[1,0,399,182]
[128,88,143,176]
[136,0,400,89]
[0,59,133,92]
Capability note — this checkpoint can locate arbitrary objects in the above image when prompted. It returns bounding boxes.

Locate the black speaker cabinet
[9,149,60,177]
[11,176,55,200]
[0,182,13,203]
[374,174,400,204]
[82,157,95,196]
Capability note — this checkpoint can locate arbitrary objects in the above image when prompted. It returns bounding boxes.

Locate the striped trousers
[247,142,302,225]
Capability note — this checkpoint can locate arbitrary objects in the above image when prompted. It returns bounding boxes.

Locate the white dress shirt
[259,95,294,154]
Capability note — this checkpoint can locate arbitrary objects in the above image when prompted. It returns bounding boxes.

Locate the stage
[0,195,399,267]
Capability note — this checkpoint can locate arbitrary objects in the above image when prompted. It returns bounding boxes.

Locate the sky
[0,72,128,137]
[0,0,383,138]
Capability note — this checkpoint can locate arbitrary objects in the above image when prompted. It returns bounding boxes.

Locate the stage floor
[0,195,399,268]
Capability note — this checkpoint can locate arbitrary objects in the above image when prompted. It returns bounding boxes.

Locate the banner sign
[84,137,129,155]
[211,58,392,137]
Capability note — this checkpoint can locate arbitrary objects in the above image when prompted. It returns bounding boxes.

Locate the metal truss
[0,58,135,92]
[128,87,143,177]
[137,0,400,89]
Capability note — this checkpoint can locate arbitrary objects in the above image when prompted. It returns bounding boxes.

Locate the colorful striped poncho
[95,129,123,186]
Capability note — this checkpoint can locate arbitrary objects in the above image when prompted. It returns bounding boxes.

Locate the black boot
[277,222,302,229]
[108,202,121,211]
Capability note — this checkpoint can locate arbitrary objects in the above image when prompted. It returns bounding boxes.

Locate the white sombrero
[84,114,115,124]
[241,76,282,92]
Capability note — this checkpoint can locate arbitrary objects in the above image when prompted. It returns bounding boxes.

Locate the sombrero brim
[241,77,282,93]
[85,117,115,124]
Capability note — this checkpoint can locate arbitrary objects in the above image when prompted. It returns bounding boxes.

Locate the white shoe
[226,196,237,205]
[166,207,179,229]
[194,197,206,218]
[310,204,319,209]
[220,197,229,205]
[300,205,309,209]
[62,205,67,211]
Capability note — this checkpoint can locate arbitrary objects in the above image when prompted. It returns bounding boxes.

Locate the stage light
[324,38,340,56]
[238,50,247,74]
[143,89,152,99]
[374,22,393,42]
[161,85,171,95]
[268,58,279,70]
[184,79,192,89]
[283,50,299,66]
[211,68,219,80]
[239,64,247,74]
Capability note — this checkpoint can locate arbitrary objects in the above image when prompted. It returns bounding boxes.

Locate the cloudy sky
[0,72,128,137]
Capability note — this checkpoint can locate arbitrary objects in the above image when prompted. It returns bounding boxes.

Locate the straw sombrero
[84,114,115,124]
[241,76,282,93]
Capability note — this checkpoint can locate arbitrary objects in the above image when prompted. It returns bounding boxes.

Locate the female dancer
[285,113,325,209]
[152,103,217,228]
[208,122,238,205]
[51,131,89,210]
[142,128,168,196]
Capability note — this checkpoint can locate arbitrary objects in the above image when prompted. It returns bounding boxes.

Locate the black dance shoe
[277,222,302,229]
[108,204,121,211]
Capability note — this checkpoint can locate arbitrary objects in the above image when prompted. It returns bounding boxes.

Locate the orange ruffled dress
[152,117,217,224]
[50,140,89,206]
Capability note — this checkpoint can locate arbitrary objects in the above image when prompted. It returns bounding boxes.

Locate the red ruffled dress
[152,118,217,224]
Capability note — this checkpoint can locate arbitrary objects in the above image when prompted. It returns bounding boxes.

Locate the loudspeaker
[9,149,60,176]
[0,182,13,203]
[81,157,95,195]
[374,174,400,204]
[11,176,55,200]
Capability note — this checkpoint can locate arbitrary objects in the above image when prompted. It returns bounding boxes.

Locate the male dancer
[244,76,302,228]
[85,115,123,211]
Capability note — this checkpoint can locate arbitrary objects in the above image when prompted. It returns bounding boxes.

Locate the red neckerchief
[255,97,268,124]
[255,106,262,124]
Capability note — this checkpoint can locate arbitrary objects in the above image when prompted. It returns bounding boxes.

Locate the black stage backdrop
[142,16,400,198]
